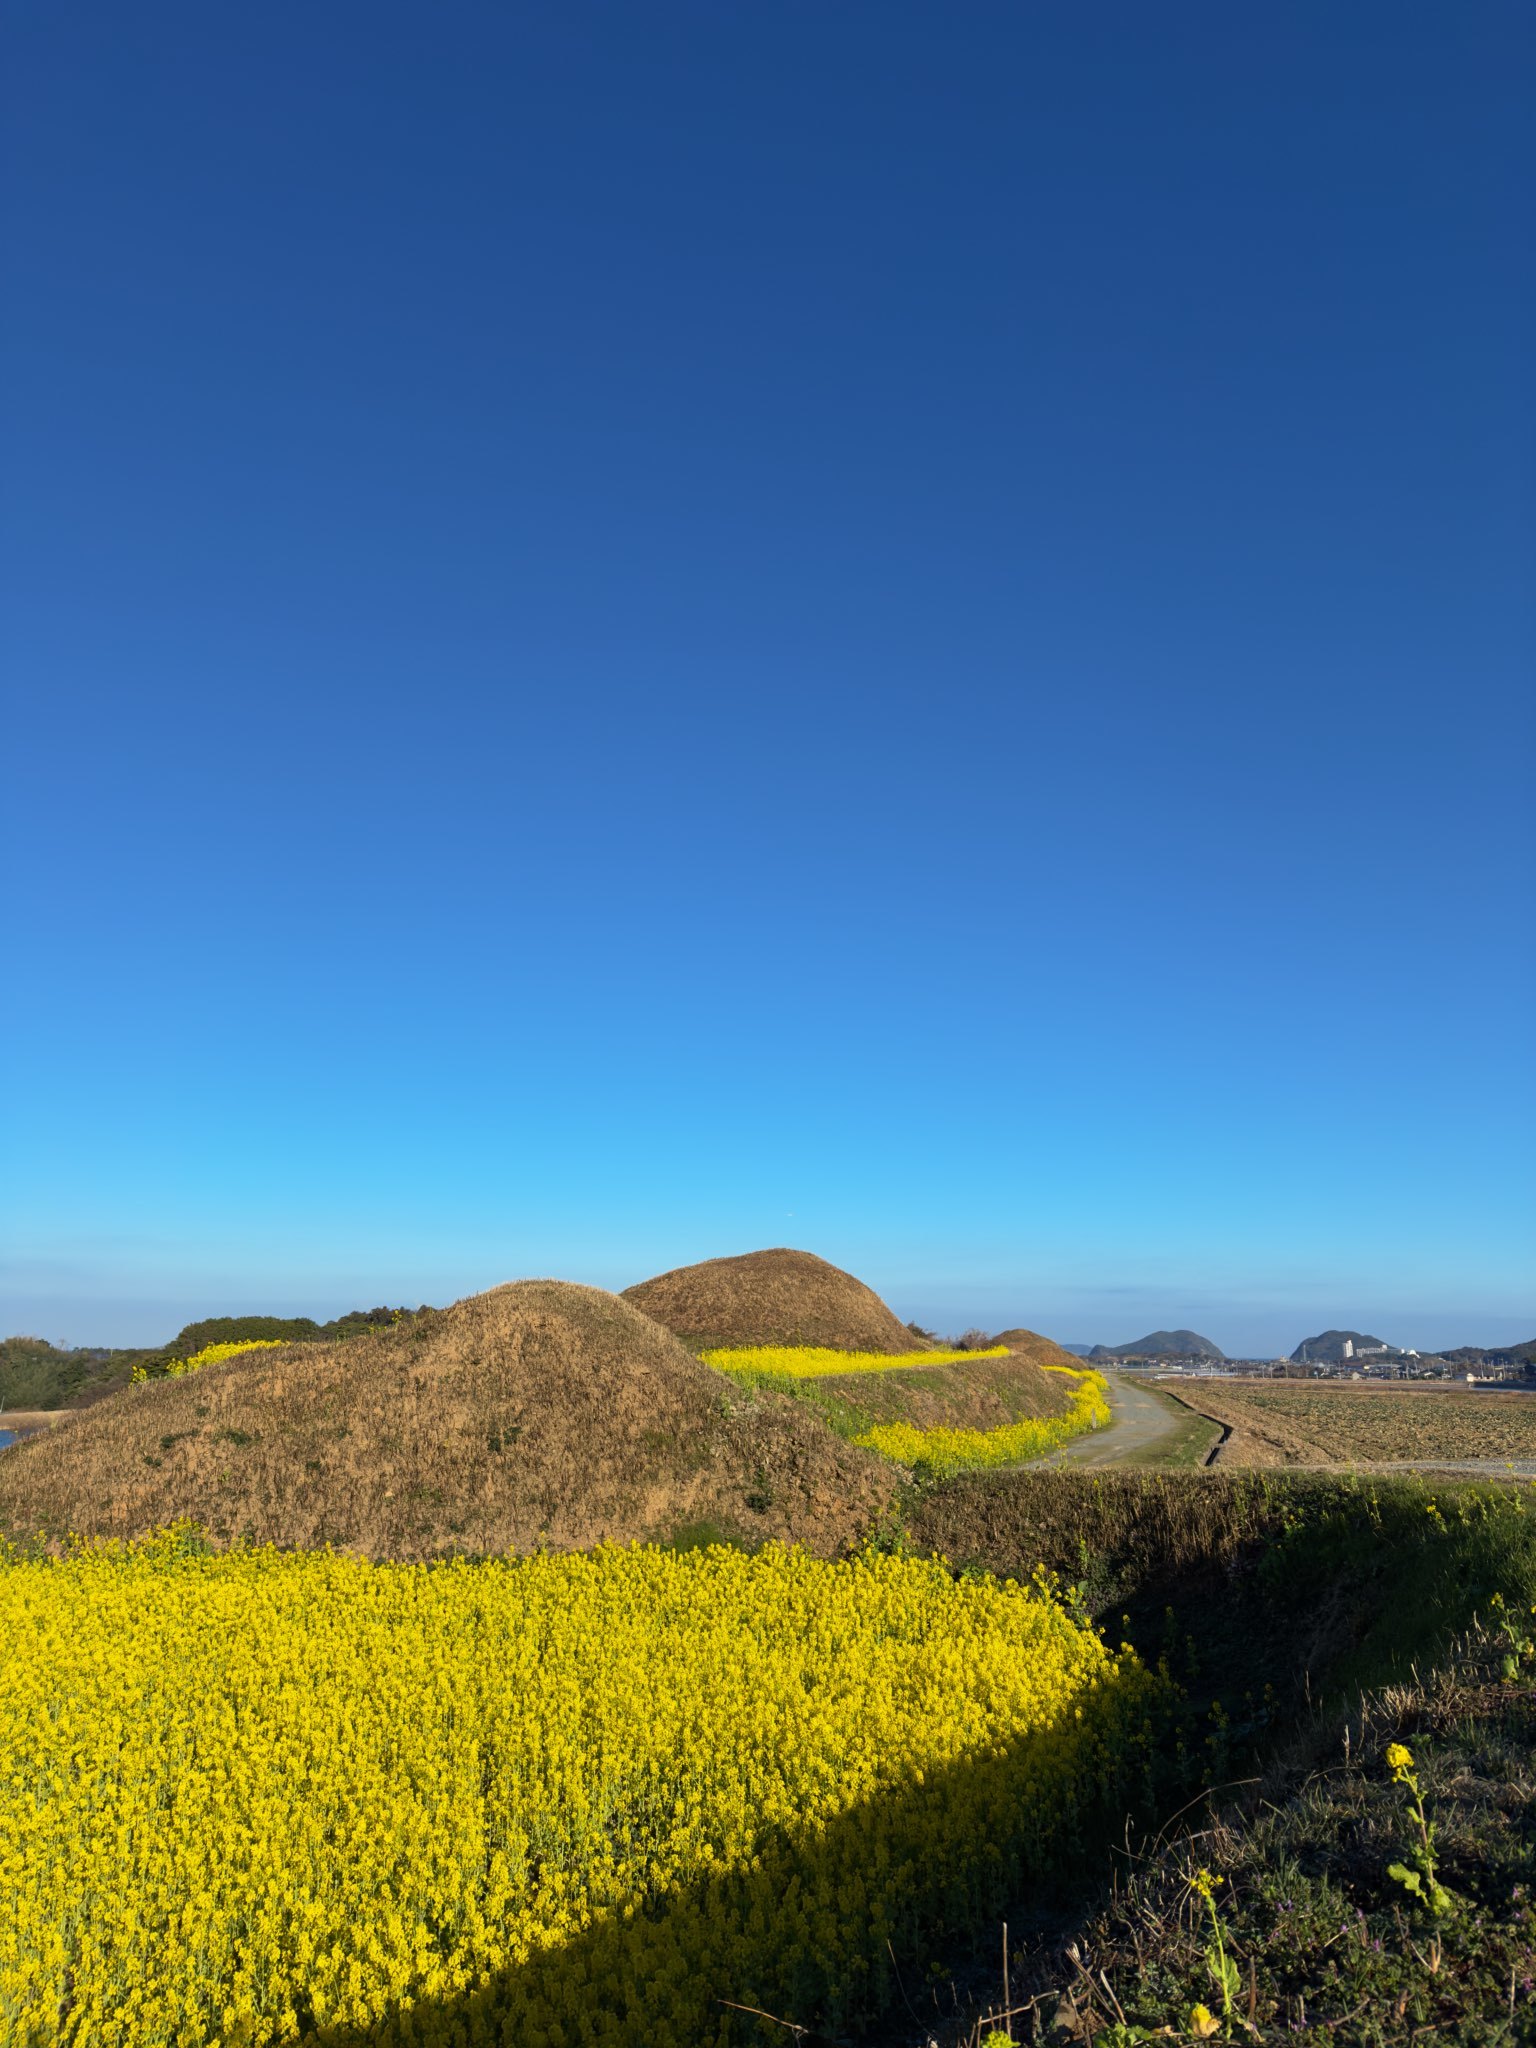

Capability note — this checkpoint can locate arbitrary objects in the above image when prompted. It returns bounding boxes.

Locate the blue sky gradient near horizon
[3,2,1532,1356]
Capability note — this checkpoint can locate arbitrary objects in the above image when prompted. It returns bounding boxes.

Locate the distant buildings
[1096,1325,1534,1387]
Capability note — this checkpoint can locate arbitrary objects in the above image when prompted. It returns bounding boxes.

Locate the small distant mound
[990,1328,1095,1372]
[1090,1329,1225,1362]
[0,1282,892,1560]
[623,1249,925,1355]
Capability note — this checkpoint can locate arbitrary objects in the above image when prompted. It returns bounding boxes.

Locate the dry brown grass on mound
[623,1247,926,1354]
[989,1328,1086,1371]
[0,1282,894,1560]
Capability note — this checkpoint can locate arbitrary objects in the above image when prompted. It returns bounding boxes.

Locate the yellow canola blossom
[0,1534,1162,2047]
[702,1344,1009,1377]
[167,1339,287,1377]
[856,1369,1112,1477]
[132,1339,287,1385]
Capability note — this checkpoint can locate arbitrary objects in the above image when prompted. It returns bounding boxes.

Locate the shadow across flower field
[304,1681,1175,2048]
[0,1537,1176,2048]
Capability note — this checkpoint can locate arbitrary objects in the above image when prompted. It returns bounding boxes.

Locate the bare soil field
[1169,1376,1536,1467]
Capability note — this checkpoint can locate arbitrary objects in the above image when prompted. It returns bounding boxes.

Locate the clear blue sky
[3,2,1532,1356]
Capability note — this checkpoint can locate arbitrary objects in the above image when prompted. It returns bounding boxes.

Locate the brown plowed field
[1169,1378,1536,1466]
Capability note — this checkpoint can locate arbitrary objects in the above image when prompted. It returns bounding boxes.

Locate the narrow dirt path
[1029,1371,1201,1468]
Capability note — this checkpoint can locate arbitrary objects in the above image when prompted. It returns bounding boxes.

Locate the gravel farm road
[1015,1373,1536,1476]
[1031,1371,1203,1468]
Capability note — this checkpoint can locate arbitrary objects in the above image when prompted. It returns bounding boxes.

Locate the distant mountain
[1439,1339,1536,1368]
[1056,1343,1098,1358]
[1290,1329,1397,1365]
[1089,1329,1225,1362]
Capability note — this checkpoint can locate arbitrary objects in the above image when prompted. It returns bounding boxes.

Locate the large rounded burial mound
[0,1282,892,1560]
[623,1247,925,1354]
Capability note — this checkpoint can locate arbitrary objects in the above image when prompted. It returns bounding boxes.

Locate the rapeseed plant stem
[1188,1868,1240,2034]
[1385,1743,1455,1918]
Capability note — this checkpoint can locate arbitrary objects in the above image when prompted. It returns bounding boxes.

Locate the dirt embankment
[624,1247,926,1354]
[0,1282,894,1560]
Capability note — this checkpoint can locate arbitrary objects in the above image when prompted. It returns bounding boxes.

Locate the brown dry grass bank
[0,1282,894,1559]
[623,1246,926,1353]
[908,1466,1281,1586]
[1167,1377,1536,1466]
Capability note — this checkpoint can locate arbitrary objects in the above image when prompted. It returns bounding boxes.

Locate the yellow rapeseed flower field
[703,1349,1111,1476]
[701,1344,1009,1377]
[169,1339,288,1376]
[855,1368,1111,1476]
[0,1534,1162,2047]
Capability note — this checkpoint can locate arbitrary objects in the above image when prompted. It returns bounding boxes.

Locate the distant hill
[163,1307,431,1359]
[1089,1329,1225,1362]
[1290,1329,1397,1365]
[0,1337,152,1412]
[0,1281,892,1558]
[623,1248,924,1354]
[2,1308,444,1410]
[1440,1339,1536,1368]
